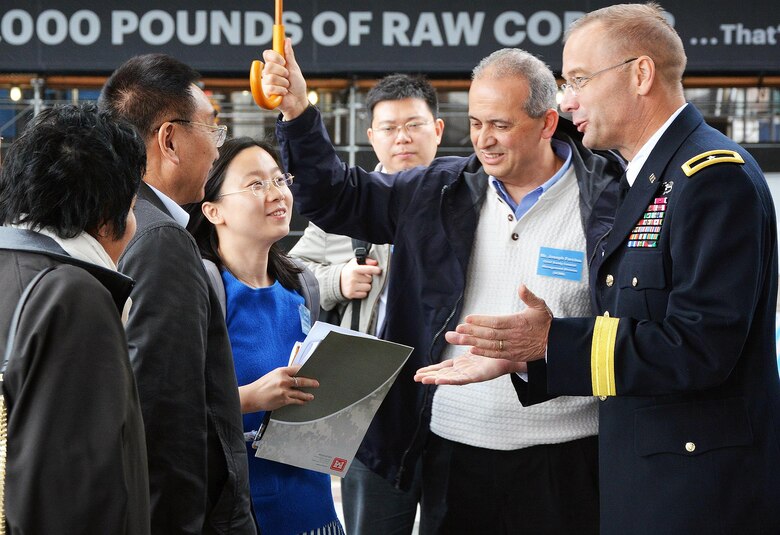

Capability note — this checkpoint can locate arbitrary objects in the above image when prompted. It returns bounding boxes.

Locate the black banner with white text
[0,1,776,75]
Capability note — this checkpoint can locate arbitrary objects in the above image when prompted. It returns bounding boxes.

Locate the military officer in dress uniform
[415,3,780,534]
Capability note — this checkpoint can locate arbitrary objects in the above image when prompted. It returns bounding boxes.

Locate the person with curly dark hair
[0,103,150,534]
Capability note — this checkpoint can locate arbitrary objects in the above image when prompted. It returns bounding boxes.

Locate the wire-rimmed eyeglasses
[166,119,227,147]
[560,58,638,96]
[372,120,433,139]
[218,173,294,198]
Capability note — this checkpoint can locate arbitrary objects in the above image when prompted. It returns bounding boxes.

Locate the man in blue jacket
[290,73,445,535]
[418,4,780,534]
[262,42,623,533]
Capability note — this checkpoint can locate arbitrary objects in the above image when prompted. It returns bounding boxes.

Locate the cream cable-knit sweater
[431,167,599,450]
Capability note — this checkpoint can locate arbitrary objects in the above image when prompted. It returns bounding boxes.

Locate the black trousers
[420,433,600,535]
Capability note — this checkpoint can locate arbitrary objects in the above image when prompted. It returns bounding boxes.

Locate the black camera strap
[350,239,371,332]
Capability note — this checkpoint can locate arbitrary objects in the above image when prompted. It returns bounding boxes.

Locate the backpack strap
[291,258,320,324]
[202,259,227,318]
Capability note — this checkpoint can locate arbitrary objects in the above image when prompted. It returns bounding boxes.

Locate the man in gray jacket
[99,54,256,535]
[289,74,444,535]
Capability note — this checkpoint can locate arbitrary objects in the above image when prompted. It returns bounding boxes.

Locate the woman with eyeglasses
[186,137,344,535]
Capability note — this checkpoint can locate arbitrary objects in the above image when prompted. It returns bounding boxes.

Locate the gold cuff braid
[591,316,619,396]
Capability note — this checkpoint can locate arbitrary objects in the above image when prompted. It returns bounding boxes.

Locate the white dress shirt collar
[146,183,190,228]
[625,103,688,186]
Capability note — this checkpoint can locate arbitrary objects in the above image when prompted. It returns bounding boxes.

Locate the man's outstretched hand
[444,284,552,362]
[414,354,526,385]
[414,285,551,385]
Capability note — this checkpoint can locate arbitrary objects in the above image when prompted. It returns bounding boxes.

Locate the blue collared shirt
[489,139,573,220]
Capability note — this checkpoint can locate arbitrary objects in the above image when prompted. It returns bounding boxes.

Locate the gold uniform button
[599,396,607,401]
[606,274,614,287]
[685,442,696,453]
[632,276,638,287]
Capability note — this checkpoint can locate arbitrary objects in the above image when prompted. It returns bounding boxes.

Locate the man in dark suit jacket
[416,4,780,534]
[99,55,256,535]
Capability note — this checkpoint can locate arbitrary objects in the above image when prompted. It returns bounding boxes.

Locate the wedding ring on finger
[293,377,299,388]
[498,339,504,351]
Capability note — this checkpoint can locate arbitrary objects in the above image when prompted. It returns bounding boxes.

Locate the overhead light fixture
[307,90,319,106]
[9,86,22,102]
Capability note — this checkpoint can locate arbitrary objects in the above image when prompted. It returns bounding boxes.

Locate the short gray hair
[472,48,557,118]
[565,3,686,87]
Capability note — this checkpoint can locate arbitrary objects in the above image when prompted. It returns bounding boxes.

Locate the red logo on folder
[330,458,348,472]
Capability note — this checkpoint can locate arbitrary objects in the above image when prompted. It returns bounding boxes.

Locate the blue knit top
[222,270,340,535]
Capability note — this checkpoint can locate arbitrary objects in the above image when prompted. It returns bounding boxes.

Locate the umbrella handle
[250,6,285,109]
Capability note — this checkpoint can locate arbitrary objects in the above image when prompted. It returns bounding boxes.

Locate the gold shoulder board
[681,150,744,177]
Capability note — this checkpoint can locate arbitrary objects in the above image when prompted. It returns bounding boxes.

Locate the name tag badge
[537,247,584,282]
[298,304,311,335]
